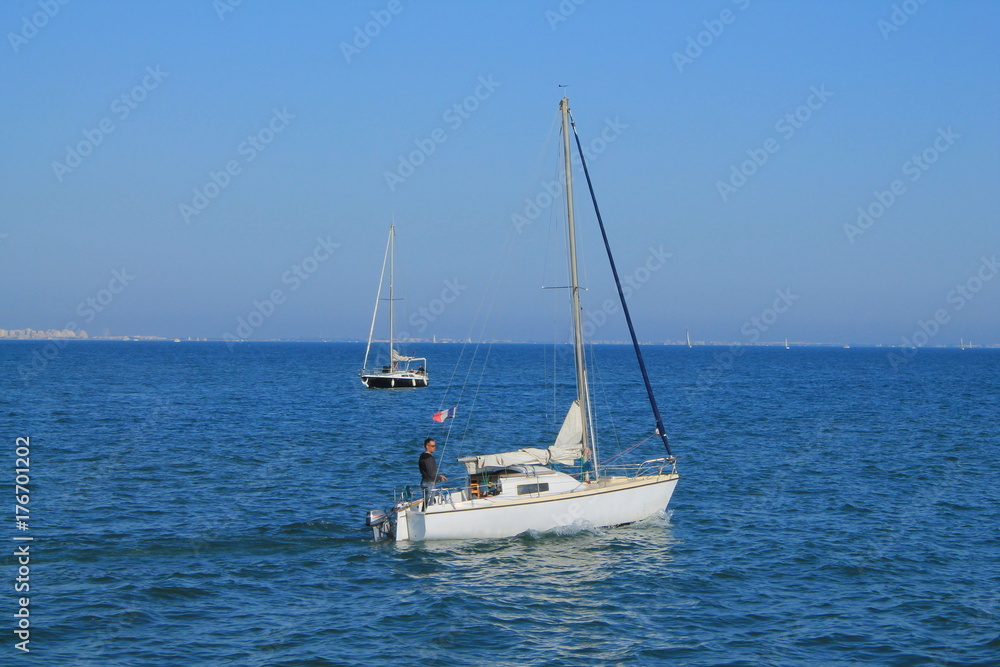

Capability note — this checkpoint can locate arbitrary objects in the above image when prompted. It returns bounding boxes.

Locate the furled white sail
[391,349,416,362]
[460,401,585,474]
[551,399,584,460]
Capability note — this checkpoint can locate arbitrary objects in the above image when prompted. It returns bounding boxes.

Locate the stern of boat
[365,509,394,540]
[366,493,422,541]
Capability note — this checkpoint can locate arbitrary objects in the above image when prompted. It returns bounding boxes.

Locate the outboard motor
[366,509,393,540]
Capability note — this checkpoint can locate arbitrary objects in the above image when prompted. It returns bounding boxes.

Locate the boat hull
[395,474,677,541]
[361,373,428,388]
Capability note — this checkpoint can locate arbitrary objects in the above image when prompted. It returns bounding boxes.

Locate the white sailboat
[785,338,789,350]
[360,225,428,388]
[366,97,678,541]
[686,329,692,348]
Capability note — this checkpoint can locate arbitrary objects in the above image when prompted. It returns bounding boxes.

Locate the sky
[2,0,998,346]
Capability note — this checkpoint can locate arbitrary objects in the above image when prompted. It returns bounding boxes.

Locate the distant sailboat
[360,225,428,388]
[960,338,966,350]
[686,329,692,348]
[785,338,789,350]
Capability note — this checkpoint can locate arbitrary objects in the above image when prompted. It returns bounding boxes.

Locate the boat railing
[428,487,463,506]
[599,457,677,478]
[391,456,677,508]
[393,484,469,509]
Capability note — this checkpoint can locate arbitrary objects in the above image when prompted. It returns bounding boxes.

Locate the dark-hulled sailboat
[360,225,428,388]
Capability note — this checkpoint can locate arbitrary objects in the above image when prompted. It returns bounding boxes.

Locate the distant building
[0,328,89,340]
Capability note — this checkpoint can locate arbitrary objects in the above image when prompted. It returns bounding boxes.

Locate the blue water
[2,342,998,666]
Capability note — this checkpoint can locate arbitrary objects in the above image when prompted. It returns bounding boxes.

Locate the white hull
[395,474,677,541]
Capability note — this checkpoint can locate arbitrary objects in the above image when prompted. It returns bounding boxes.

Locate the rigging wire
[546,121,567,432]
[586,341,623,458]
[432,104,557,445]
[440,108,563,457]
[361,228,393,372]
[436,232,512,458]
[601,433,655,465]
[568,108,673,458]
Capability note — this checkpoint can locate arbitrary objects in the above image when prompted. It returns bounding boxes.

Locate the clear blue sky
[2,1,998,345]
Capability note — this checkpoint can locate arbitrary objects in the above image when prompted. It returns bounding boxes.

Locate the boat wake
[525,520,605,539]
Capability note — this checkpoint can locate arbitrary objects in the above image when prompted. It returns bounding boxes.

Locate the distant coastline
[1,328,90,340]
[1,329,995,348]
[0,328,199,342]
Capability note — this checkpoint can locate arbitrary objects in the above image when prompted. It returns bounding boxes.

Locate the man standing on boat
[419,438,446,510]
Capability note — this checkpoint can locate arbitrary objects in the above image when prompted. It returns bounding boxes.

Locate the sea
[2,341,998,666]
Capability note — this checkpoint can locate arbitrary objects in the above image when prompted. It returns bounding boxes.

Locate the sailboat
[365,97,678,541]
[360,225,428,388]
[785,338,789,350]
[686,329,692,348]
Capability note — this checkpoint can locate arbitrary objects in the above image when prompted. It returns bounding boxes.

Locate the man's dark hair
[423,437,435,447]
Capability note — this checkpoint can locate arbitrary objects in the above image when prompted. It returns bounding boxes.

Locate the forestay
[459,401,585,474]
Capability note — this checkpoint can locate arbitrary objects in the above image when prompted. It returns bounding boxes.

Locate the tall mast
[388,224,395,364]
[363,226,393,372]
[560,97,592,466]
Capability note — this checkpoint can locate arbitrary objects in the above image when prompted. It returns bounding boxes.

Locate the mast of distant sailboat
[362,226,393,373]
[388,225,395,366]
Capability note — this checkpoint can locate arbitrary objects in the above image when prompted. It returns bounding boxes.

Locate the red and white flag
[432,406,457,422]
